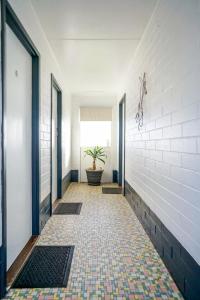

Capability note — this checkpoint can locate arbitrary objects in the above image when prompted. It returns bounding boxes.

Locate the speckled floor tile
[5,183,183,299]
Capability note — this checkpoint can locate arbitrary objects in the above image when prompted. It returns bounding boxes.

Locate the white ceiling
[31,0,156,94]
[72,92,118,107]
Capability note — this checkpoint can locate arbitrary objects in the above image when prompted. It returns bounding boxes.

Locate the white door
[6,26,32,269]
[52,87,58,203]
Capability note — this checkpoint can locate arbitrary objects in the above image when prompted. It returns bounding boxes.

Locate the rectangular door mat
[12,246,74,288]
[53,203,82,215]
[102,187,122,194]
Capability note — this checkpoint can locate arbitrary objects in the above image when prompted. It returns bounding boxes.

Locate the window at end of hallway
[80,121,111,147]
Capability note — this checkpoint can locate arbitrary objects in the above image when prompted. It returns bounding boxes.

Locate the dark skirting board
[102,187,122,194]
[12,246,74,288]
[53,203,82,215]
[125,180,200,300]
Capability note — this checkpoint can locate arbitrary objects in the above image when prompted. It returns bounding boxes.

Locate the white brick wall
[123,0,200,264]
[8,0,72,201]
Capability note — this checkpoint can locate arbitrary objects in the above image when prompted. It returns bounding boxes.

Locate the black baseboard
[112,170,118,183]
[62,170,72,196]
[71,170,78,182]
[0,246,6,298]
[40,170,78,230]
[125,180,200,300]
[40,193,51,231]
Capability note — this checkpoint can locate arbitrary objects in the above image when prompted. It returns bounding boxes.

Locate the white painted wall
[6,25,32,269]
[8,0,71,202]
[122,0,200,265]
[71,94,118,181]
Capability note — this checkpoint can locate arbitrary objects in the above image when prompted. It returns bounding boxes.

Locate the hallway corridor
[6,184,182,299]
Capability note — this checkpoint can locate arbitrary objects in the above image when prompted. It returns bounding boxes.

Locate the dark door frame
[118,94,126,194]
[0,1,40,297]
[50,74,62,215]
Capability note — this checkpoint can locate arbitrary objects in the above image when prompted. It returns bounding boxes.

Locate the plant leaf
[84,146,107,164]
[97,157,106,164]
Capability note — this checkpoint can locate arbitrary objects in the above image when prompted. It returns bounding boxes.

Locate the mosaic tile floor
[5,183,183,300]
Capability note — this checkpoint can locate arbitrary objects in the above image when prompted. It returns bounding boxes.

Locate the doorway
[0,1,40,297]
[118,94,126,194]
[50,74,62,213]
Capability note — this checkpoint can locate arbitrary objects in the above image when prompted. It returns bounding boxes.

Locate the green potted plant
[84,146,107,186]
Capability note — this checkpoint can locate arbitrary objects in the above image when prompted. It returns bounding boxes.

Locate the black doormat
[53,203,82,215]
[102,187,122,194]
[12,246,74,288]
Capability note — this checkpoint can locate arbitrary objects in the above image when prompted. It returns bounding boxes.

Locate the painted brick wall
[123,0,200,265]
[8,0,71,202]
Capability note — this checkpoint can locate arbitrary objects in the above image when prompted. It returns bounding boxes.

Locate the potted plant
[84,146,107,186]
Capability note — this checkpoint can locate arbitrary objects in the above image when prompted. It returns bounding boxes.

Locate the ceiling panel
[31,0,156,93]
[31,0,156,39]
[50,39,139,92]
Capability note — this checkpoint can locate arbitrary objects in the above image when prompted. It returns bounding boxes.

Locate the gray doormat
[102,187,122,194]
[53,203,82,215]
[12,246,74,288]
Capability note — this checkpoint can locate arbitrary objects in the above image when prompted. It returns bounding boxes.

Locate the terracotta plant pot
[86,169,104,186]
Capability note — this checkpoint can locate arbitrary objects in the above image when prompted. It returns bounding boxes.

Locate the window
[80,121,111,147]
